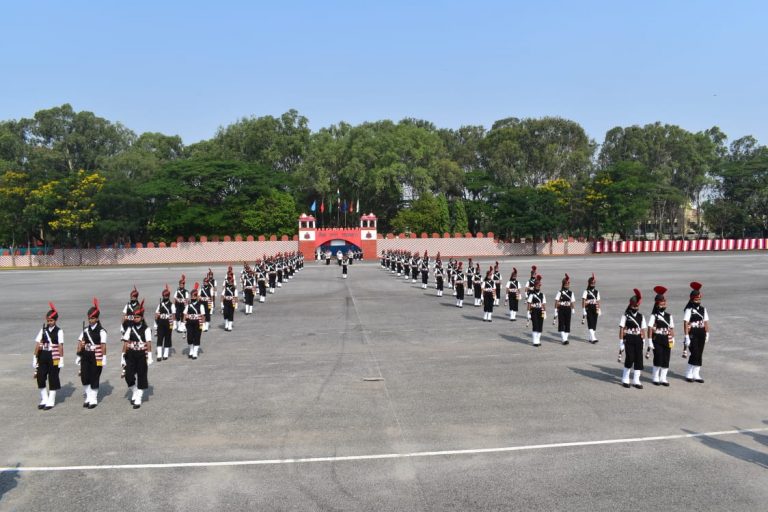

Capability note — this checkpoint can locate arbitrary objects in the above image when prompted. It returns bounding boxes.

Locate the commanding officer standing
[646,286,674,387]
[33,303,64,410]
[154,285,175,361]
[553,273,575,345]
[526,275,546,347]
[582,273,601,344]
[76,299,107,408]
[683,281,710,383]
[618,289,648,389]
[341,252,350,279]
[481,270,496,322]
[505,268,521,321]
[184,284,205,358]
[121,301,152,409]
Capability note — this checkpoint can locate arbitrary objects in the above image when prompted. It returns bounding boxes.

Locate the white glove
[101,355,107,366]
[597,308,602,316]
[684,335,690,347]
[705,332,709,343]
[32,356,38,369]
[571,308,575,314]
[553,311,558,319]
[58,358,63,369]
[542,311,547,320]
[582,308,587,317]
[527,312,532,320]
[146,353,153,365]
[120,354,126,367]
[618,341,625,352]
[75,356,81,366]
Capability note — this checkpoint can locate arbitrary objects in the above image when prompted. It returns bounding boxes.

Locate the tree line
[0,104,766,249]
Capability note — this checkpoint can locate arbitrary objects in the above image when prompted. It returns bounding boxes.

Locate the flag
[356,199,359,213]
[342,199,347,212]
[328,200,332,213]
[320,200,325,213]
[349,201,353,213]
[310,200,316,212]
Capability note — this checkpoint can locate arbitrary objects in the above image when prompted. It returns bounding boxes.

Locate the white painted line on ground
[3,427,766,473]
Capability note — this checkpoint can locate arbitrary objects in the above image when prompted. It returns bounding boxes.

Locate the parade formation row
[380,249,711,390]
[32,252,305,411]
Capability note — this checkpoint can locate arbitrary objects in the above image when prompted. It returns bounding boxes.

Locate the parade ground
[1,252,766,511]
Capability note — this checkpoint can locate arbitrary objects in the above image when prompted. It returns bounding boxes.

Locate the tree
[451,199,469,233]
[0,171,32,253]
[240,190,298,237]
[390,192,445,234]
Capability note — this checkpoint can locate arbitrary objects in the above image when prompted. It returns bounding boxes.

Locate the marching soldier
[154,285,175,361]
[434,256,445,297]
[582,273,601,344]
[184,283,205,358]
[206,268,217,313]
[465,258,474,295]
[646,286,674,386]
[526,275,546,347]
[411,252,420,283]
[242,267,256,314]
[454,262,465,307]
[121,286,141,335]
[683,281,710,383]
[472,263,483,306]
[505,268,521,321]
[447,258,456,290]
[121,301,152,409]
[618,289,648,389]
[420,251,430,289]
[482,270,496,322]
[525,265,537,298]
[173,275,189,334]
[33,303,64,410]
[222,273,238,330]
[268,258,277,293]
[256,263,267,303]
[492,262,502,306]
[76,299,107,408]
[553,273,575,345]
[200,277,213,331]
[276,255,284,287]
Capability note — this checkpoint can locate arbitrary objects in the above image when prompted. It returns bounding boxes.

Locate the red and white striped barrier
[594,238,768,254]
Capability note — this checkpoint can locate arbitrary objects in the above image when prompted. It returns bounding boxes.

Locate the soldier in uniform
[121,301,152,409]
[222,272,238,331]
[420,251,430,289]
[411,252,420,283]
[683,281,710,383]
[206,268,217,313]
[454,262,465,307]
[256,263,267,303]
[581,273,601,344]
[173,275,189,334]
[505,267,521,321]
[184,284,205,357]
[154,285,175,361]
[472,263,483,306]
[618,289,648,389]
[553,273,575,345]
[482,270,496,322]
[76,298,107,408]
[465,258,474,296]
[199,277,213,331]
[33,303,64,410]
[525,265,537,299]
[341,252,350,279]
[434,255,445,297]
[121,286,141,336]
[492,262,502,306]
[526,275,546,347]
[242,266,256,314]
[268,258,277,294]
[646,286,674,386]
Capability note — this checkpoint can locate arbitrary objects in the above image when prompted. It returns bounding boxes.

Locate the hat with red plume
[562,273,570,286]
[87,297,100,318]
[191,282,199,296]
[531,265,537,276]
[133,300,146,317]
[629,288,642,306]
[46,302,58,321]
[689,281,702,297]
[534,274,542,286]
[511,267,517,278]
[653,286,668,303]
[131,285,139,298]
[588,272,596,285]
[162,283,170,297]
[179,274,186,285]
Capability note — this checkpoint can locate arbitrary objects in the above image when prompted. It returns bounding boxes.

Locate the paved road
[1,253,766,511]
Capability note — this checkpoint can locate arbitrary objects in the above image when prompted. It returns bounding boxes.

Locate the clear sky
[2,0,766,146]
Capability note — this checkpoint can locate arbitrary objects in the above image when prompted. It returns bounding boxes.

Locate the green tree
[451,199,469,233]
[241,190,298,237]
[390,192,444,234]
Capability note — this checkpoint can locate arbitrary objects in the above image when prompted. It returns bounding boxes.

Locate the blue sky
[1,1,765,145]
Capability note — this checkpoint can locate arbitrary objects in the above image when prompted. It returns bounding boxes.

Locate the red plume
[134,300,145,316]
[653,286,668,295]
[531,265,537,272]
[512,267,517,275]
[633,288,642,302]
[180,274,186,283]
[690,281,702,291]
[89,297,100,318]
[565,273,570,281]
[194,282,200,291]
[48,302,56,312]
[131,285,138,297]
